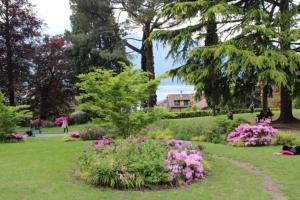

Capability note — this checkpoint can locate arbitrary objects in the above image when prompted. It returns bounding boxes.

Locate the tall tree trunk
[278,86,295,122]
[141,22,156,107]
[40,91,49,119]
[262,85,268,111]
[5,1,15,106]
[277,0,296,122]
[205,14,219,115]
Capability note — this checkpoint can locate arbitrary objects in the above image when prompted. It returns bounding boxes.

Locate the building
[157,93,209,112]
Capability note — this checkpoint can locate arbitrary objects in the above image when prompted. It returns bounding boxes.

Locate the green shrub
[271,131,299,145]
[0,93,32,142]
[76,139,168,189]
[76,66,164,137]
[213,117,250,135]
[146,129,173,140]
[70,111,90,125]
[293,96,300,109]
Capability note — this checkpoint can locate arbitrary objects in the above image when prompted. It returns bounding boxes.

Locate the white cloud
[30,0,71,35]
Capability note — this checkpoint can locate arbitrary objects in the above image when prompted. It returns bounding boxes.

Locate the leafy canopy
[76,64,165,136]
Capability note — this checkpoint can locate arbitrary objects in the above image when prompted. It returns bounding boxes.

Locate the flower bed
[79,127,106,140]
[75,138,208,189]
[227,123,278,146]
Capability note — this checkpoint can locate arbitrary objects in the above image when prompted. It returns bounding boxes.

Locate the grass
[202,143,300,200]
[155,109,300,135]
[0,137,273,200]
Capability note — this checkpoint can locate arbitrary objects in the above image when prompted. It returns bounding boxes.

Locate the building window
[184,100,190,106]
[174,100,180,106]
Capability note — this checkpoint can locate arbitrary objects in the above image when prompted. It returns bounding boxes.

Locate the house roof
[166,94,194,108]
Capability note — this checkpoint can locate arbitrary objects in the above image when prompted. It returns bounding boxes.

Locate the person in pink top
[62,117,69,133]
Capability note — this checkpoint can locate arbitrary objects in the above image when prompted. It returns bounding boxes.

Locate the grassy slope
[156,109,300,131]
[0,137,271,200]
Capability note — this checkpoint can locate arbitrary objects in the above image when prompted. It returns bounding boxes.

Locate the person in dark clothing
[227,111,233,120]
[282,145,300,155]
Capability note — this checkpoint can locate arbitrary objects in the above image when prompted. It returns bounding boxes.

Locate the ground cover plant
[75,138,208,189]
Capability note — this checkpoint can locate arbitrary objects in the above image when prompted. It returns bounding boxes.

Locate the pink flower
[70,132,80,138]
[93,138,113,148]
[227,123,278,146]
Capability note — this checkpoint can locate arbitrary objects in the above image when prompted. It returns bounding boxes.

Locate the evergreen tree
[112,0,178,107]
[153,0,300,121]
[65,0,128,74]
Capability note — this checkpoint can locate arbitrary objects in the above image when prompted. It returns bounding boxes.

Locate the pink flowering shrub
[70,132,80,138]
[166,139,191,148]
[227,123,278,146]
[165,140,206,184]
[93,138,113,148]
[11,133,26,141]
[165,149,205,183]
[54,116,66,126]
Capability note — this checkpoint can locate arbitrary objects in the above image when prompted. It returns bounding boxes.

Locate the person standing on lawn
[62,117,69,133]
[35,117,43,134]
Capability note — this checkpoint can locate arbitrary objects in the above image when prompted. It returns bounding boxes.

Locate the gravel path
[217,156,287,200]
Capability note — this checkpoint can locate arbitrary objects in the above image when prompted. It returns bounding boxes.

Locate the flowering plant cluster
[11,133,26,141]
[165,140,206,184]
[70,132,80,138]
[227,123,278,146]
[54,116,66,126]
[80,128,106,140]
[166,139,191,148]
[93,138,113,148]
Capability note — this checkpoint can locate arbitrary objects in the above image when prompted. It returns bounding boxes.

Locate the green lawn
[1,136,300,199]
[156,109,300,131]
[0,137,275,200]
[203,143,300,200]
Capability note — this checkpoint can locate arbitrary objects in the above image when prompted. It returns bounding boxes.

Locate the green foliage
[70,111,90,125]
[271,131,299,146]
[293,96,300,109]
[0,93,32,141]
[146,129,173,140]
[66,0,128,74]
[76,139,168,189]
[203,118,250,144]
[77,65,163,137]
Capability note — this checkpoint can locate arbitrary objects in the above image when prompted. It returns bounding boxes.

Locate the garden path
[34,133,67,137]
[217,156,287,200]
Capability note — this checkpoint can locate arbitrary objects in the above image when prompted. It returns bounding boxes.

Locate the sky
[30,0,195,101]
